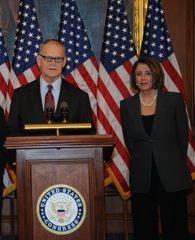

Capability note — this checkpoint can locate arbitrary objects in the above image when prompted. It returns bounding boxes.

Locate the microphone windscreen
[46,102,53,109]
[60,101,68,109]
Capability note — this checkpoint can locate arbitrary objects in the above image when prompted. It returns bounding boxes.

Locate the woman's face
[135,63,153,91]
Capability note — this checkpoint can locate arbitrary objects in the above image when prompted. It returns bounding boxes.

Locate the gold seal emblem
[36,184,86,235]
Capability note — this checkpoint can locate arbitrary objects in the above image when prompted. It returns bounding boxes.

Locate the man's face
[36,41,66,83]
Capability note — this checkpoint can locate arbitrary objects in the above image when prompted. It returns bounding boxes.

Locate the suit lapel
[151,90,169,137]
[130,94,149,137]
[29,79,45,122]
[55,79,69,117]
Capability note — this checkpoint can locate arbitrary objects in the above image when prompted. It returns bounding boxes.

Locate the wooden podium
[4,134,114,240]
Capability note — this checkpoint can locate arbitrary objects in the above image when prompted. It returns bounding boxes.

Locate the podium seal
[36,184,86,235]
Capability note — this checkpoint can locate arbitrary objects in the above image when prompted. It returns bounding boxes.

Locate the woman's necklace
[139,89,158,107]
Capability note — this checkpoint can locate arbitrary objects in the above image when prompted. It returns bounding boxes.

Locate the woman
[120,57,192,240]
[0,106,6,237]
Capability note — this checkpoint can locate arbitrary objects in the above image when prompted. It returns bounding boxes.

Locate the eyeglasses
[38,54,65,63]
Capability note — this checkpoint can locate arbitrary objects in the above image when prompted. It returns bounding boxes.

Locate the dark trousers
[131,163,189,240]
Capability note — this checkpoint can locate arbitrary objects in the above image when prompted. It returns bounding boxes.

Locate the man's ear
[36,54,41,67]
[62,56,66,68]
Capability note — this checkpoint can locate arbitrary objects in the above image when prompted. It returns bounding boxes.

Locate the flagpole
[133,0,148,55]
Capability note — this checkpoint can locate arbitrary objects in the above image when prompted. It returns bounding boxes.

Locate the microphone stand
[61,108,69,123]
[46,107,54,124]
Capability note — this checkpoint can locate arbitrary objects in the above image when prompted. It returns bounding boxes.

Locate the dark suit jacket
[120,90,192,193]
[0,107,6,173]
[6,78,96,136]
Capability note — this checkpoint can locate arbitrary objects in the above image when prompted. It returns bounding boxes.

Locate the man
[0,107,6,238]
[6,39,95,136]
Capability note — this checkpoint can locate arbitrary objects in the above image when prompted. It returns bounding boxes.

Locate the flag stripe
[109,71,131,99]
[0,72,8,99]
[97,103,130,167]
[161,57,185,96]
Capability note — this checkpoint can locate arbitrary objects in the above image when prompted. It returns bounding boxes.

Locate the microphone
[45,102,54,124]
[60,101,69,123]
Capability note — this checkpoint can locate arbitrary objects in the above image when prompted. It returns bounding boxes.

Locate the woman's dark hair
[131,57,164,90]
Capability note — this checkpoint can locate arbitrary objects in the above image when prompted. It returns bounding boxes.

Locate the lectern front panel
[30,159,93,239]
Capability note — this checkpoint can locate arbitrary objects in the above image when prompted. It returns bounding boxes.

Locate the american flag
[5,0,42,117]
[4,0,42,196]
[0,28,10,110]
[58,0,98,124]
[97,0,138,199]
[0,27,16,197]
[140,0,195,177]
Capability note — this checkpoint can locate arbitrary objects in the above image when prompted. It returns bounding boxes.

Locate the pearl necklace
[139,90,158,107]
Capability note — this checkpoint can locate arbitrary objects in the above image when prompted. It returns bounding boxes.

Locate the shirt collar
[40,77,62,91]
